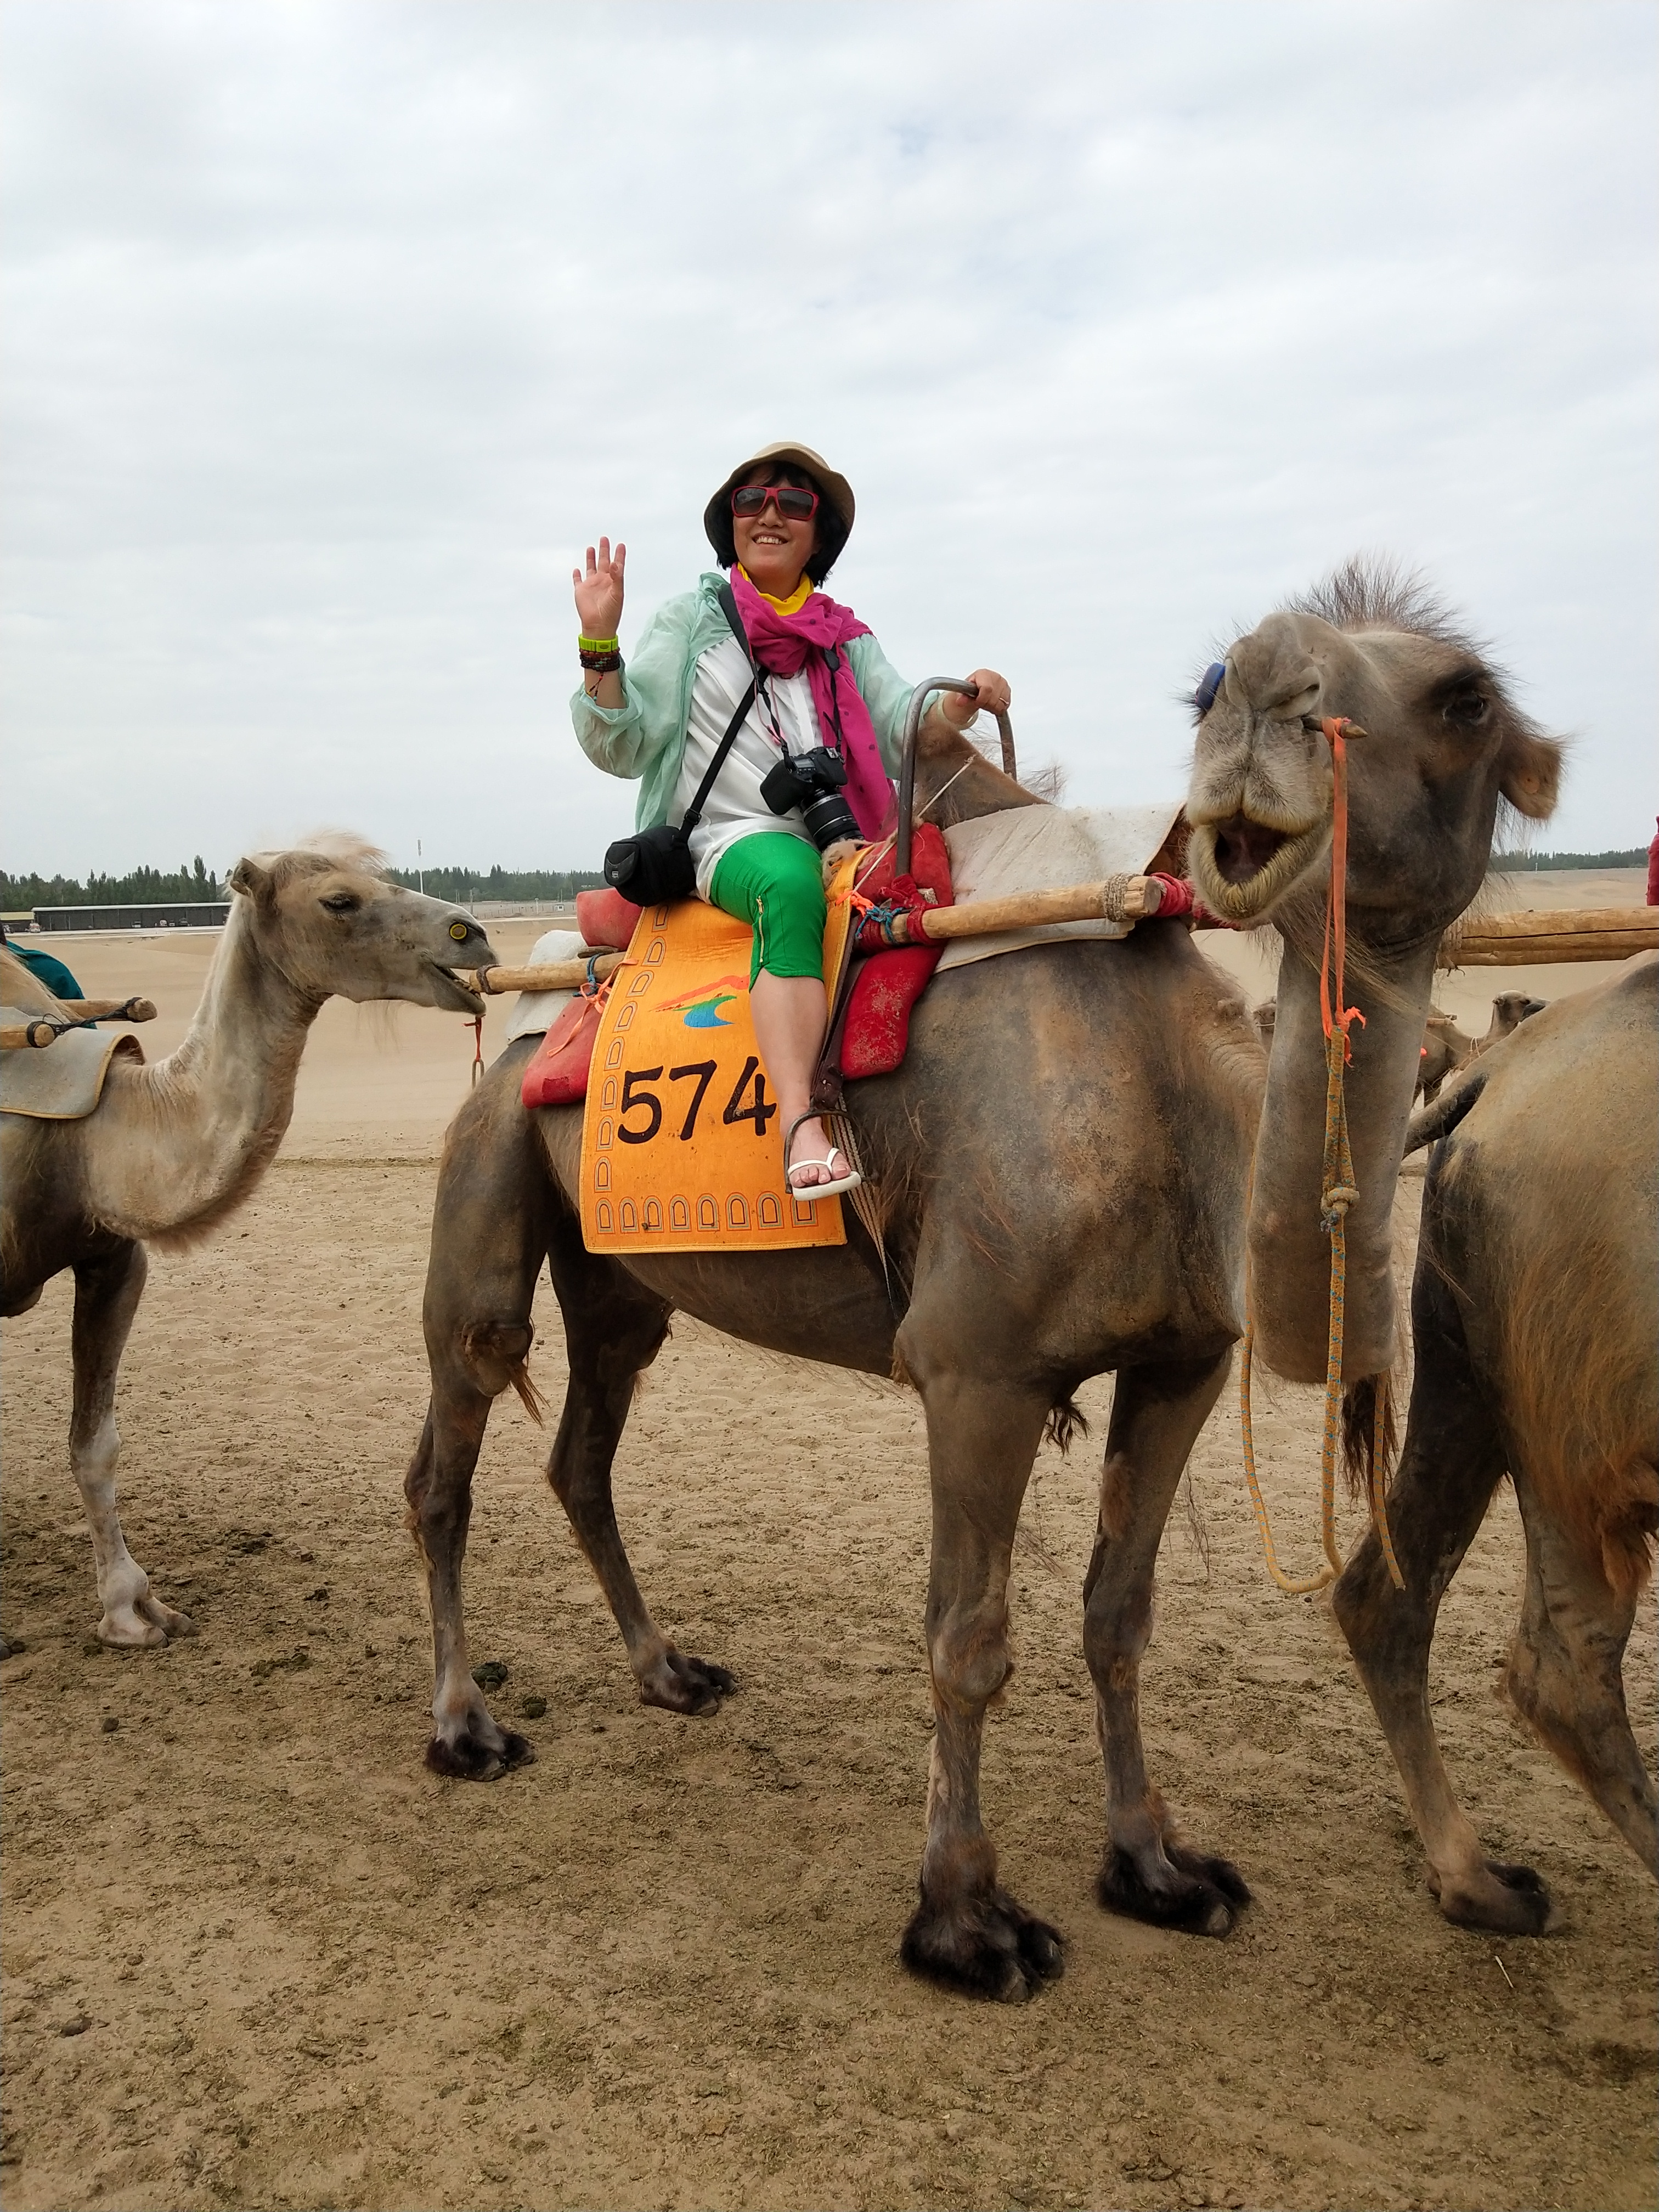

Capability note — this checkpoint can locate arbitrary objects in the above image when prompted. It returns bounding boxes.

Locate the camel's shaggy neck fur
[87,899,325,1247]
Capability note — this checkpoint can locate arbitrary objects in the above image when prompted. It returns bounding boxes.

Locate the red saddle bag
[521,981,610,1110]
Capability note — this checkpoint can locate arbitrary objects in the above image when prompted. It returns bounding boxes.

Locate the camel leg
[406,1054,552,1779]
[1331,1261,1551,1932]
[1505,1472,1658,1879]
[1085,1352,1248,1934]
[70,1241,195,1647]
[544,1210,734,1715]
[897,1365,1064,2002]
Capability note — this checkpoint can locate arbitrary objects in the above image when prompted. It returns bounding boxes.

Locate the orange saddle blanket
[575,881,854,1256]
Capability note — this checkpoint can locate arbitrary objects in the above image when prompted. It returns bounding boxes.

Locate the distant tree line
[1,856,606,911]
[386,864,605,902]
[1,857,221,909]
[5,847,1644,913]
[1491,848,1647,872]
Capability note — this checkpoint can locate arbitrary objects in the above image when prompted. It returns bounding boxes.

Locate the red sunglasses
[731,482,819,521]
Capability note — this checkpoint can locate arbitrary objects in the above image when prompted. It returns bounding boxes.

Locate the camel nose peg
[1195,662,1227,715]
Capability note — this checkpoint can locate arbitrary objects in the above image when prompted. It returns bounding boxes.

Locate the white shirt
[672,635,821,899]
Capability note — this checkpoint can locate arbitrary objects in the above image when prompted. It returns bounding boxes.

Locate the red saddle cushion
[842,825,953,1082]
[575,887,644,951]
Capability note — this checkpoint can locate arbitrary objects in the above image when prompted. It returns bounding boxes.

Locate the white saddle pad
[938,802,1184,970]
[503,930,586,1043]
[0,1012,144,1121]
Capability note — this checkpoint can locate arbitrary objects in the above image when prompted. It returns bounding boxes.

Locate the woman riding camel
[572,440,1011,1197]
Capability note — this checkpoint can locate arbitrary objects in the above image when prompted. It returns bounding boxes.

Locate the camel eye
[320,893,360,915]
[1443,691,1488,729]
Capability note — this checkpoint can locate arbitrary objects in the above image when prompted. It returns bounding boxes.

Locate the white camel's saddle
[0,1012,144,1121]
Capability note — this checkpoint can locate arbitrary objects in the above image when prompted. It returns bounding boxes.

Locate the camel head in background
[226,840,492,1015]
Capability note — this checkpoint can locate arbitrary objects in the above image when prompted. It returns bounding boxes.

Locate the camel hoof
[900,1885,1065,2003]
[1097,1840,1250,1937]
[637,1647,735,1717]
[98,1592,196,1647]
[425,1724,535,1783]
[1435,1858,1559,1936]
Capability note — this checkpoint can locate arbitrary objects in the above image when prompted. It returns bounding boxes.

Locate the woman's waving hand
[574,537,627,639]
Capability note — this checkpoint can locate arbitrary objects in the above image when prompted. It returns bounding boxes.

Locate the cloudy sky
[3,0,1654,880]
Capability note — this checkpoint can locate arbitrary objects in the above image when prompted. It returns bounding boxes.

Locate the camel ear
[229,857,275,908]
[1499,730,1563,821]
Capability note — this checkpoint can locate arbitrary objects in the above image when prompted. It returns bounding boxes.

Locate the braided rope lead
[1239,1324,1335,1594]
[1240,716,1406,1596]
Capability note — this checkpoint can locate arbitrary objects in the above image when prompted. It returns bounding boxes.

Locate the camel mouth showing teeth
[435,962,487,1012]
[1188,815,1328,922]
[1210,816,1290,884]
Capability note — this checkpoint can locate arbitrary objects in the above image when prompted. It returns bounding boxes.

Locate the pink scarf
[730,568,893,840]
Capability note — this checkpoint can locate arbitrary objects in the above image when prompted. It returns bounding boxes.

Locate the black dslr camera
[760,747,861,853]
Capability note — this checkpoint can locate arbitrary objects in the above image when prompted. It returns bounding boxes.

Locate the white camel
[1,841,496,1645]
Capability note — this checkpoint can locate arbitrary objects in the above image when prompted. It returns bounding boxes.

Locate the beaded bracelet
[578,637,623,674]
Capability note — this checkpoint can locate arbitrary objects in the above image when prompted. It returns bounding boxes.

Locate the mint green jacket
[570,571,917,831]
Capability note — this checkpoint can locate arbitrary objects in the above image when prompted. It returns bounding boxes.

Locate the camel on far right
[1375,961,1657,1926]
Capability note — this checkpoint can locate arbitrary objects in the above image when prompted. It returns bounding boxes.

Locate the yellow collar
[738,565,814,617]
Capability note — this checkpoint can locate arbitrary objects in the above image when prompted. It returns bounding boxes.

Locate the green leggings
[709,832,826,987]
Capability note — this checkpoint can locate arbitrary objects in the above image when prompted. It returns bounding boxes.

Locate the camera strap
[676,579,757,837]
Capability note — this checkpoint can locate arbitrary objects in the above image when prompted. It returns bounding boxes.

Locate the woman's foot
[785,1114,862,1198]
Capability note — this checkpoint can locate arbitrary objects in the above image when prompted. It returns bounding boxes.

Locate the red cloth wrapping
[1647,818,1658,907]
[842,826,953,1081]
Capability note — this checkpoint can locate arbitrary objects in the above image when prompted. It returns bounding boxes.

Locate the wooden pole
[461,898,1656,997]
[1,1019,66,1049]
[469,951,628,995]
[1438,907,1656,967]
[56,996,159,1023]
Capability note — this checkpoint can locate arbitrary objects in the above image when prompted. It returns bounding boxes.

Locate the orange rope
[1240,716,1405,1595]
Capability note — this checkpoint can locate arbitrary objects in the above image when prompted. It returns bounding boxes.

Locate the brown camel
[1414,1013,1469,1104]
[1339,959,1657,1928]
[1481,987,1549,1045]
[1416,992,1547,1104]
[408,561,1559,1996]
[0,844,495,1646]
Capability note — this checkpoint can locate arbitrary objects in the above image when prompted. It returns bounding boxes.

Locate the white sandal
[784,1119,862,1201]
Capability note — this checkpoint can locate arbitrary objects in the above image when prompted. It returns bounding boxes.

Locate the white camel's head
[227,839,494,1014]
[1185,562,1562,944]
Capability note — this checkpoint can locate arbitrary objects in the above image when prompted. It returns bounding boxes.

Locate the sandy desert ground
[2,870,1654,2211]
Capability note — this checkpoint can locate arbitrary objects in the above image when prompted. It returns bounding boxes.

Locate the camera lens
[800,788,861,851]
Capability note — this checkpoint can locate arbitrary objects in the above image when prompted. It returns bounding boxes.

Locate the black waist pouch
[602,821,696,905]
[600,581,756,908]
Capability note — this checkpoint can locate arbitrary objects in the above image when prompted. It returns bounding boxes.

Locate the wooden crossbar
[459,896,1656,998]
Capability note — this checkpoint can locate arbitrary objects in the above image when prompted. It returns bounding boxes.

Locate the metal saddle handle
[895,678,1017,877]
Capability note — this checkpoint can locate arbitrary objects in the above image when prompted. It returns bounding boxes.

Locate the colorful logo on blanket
[655,973,749,1029]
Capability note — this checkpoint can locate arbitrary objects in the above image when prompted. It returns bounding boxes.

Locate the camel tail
[1043,1397,1090,1454]
[1403,1068,1488,1156]
[508,1358,548,1426]
[1340,1373,1398,1507]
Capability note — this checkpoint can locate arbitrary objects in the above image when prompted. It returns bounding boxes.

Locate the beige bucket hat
[703,440,855,573]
